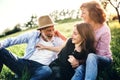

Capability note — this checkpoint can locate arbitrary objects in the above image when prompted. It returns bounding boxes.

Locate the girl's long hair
[75,22,96,54]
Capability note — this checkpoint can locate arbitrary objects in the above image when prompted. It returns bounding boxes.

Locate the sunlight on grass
[7,44,27,57]
[109,21,120,29]
[56,21,80,38]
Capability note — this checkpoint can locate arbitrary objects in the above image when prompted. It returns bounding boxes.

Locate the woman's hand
[36,43,63,52]
[54,30,67,41]
[68,55,79,68]
[36,43,46,50]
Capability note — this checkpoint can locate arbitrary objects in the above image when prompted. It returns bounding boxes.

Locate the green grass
[0,20,120,80]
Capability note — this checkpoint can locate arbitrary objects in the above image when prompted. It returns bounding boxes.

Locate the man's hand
[68,55,79,68]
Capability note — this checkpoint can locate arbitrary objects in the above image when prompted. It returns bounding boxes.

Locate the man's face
[40,26,55,41]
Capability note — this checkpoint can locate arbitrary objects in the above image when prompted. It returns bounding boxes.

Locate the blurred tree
[3,24,21,36]
[25,15,37,28]
[14,24,21,31]
[101,0,120,23]
[50,9,78,21]
[50,10,59,21]
[69,10,75,19]
[76,9,80,19]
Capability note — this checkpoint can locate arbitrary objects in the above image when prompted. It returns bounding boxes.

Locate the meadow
[0,20,120,80]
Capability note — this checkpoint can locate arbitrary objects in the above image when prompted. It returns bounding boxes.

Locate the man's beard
[46,35,53,40]
[41,33,53,42]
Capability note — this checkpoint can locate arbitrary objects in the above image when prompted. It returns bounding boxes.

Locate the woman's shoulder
[95,24,110,34]
[67,38,72,42]
[102,24,110,31]
[66,38,72,44]
[95,23,111,41]
[63,38,74,49]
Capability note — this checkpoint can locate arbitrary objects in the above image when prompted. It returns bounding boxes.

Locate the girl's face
[72,26,82,45]
[81,8,91,23]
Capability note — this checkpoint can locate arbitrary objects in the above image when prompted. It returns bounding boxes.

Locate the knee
[42,66,52,75]
[87,53,96,59]
[0,48,7,54]
[0,48,13,58]
[0,47,5,52]
[0,48,6,56]
[30,66,52,80]
[86,53,97,63]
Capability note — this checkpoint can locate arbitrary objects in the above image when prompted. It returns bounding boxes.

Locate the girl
[49,22,96,80]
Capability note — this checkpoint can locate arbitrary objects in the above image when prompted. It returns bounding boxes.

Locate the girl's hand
[68,55,79,68]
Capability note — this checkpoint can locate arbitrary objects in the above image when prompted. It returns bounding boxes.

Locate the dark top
[58,38,87,67]
[49,38,89,80]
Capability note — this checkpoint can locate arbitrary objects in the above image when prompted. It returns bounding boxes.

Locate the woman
[49,22,96,80]
[71,1,113,80]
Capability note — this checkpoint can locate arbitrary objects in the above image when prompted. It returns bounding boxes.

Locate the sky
[0,0,95,34]
[0,0,119,34]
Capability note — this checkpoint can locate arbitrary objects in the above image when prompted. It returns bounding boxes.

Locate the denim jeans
[0,48,52,80]
[71,53,112,80]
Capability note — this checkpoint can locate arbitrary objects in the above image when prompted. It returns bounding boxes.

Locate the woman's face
[81,8,91,23]
[72,26,82,45]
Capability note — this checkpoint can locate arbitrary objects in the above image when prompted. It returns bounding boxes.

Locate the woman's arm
[36,43,66,53]
[54,30,67,41]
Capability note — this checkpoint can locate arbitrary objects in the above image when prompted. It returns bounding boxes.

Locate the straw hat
[37,15,55,30]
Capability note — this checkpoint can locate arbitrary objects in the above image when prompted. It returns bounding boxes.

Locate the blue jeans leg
[30,66,52,80]
[72,53,112,80]
[85,53,112,80]
[71,64,85,80]
[0,48,26,77]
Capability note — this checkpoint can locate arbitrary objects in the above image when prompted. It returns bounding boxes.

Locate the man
[0,15,65,80]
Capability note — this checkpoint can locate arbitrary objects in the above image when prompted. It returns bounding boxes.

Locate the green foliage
[25,15,38,28]
[2,26,21,37]
[110,27,120,79]
[0,66,14,79]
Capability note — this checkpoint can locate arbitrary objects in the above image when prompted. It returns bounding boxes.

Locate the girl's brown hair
[75,22,96,53]
[80,1,106,24]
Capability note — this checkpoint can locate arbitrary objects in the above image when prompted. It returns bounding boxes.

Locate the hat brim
[37,23,57,30]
